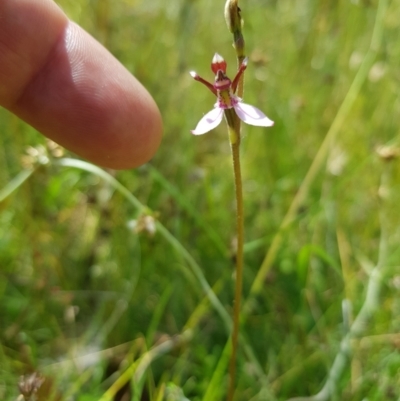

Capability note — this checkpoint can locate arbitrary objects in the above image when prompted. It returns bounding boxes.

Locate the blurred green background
[1,0,400,400]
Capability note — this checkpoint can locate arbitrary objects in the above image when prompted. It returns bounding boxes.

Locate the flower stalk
[226,117,244,401]
[190,3,273,399]
[226,2,245,400]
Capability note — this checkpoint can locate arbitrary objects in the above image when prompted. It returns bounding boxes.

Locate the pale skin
[0,0,163,170]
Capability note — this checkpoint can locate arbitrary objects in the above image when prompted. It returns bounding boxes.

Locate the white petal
[191,107,224,135]
[234,102,274,127]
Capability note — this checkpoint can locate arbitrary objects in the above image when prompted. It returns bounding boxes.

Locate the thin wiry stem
[225,2,246,399]
[226,113,244,401]
[56,158,269,391]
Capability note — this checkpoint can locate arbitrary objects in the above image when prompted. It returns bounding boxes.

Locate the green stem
[0,168,34,202]
[226,111,244,401]
[226,4,246,394]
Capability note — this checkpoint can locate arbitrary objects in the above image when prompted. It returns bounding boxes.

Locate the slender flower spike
[190,53,274,135]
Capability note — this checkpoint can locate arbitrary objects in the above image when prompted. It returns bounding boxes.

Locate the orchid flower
[190,53,274,135]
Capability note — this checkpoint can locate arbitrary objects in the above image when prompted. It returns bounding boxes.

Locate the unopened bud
[224,0,245,60]
[224,0,242,34]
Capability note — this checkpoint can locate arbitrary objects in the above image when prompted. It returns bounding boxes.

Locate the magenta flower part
[190,53,274,135]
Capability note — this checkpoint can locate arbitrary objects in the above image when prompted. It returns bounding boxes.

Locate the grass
[1,0,400,400]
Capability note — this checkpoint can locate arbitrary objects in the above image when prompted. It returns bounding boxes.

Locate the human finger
[0,0,162,169]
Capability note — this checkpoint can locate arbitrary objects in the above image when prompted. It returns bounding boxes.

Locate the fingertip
[96,91,164,170]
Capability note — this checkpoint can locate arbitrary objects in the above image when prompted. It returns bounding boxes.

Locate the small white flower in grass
[190,53,274,135]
